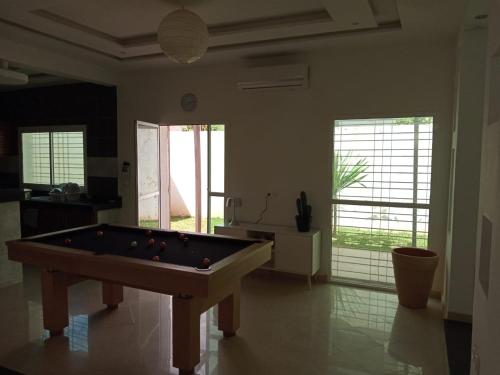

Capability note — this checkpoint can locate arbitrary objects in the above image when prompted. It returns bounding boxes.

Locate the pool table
[6,224,272,374]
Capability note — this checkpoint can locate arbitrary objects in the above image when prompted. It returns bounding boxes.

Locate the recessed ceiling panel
[0,0,469,65]
[43,0,326,38]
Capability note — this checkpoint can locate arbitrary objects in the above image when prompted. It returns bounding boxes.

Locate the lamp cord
[256,193,271,224]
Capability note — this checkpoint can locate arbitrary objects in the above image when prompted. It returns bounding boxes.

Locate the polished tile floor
[0,268,448,375]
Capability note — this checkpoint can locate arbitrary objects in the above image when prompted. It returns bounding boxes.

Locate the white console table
[215,223,321,288]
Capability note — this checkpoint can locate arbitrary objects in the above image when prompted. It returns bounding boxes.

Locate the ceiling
[0,64,78,92]
[0,0,467,66]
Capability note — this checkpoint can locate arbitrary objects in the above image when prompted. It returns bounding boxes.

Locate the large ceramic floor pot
[392,247,438,308]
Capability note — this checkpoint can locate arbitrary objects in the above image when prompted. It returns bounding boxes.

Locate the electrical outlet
[471,345,480,375]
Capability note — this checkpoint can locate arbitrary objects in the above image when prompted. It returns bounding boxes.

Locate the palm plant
[333,152,369,236]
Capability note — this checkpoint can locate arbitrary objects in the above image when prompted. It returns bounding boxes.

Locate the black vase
[295,215,311,232]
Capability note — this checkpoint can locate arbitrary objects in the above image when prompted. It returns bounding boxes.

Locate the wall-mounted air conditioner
[237,64,309,91]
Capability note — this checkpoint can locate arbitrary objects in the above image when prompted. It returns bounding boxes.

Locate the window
[20,126,86,189]
[332,117,433,287]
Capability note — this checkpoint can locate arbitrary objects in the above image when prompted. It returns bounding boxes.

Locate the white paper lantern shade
[157,9,209,64]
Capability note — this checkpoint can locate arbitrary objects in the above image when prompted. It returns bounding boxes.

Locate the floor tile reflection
[0,268,448,374]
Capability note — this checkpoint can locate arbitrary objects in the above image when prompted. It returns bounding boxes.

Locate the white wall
[117,41,455,286]
[470,1,500,373]
[444,28,487,319]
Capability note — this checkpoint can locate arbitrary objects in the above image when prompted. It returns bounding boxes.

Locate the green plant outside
[139,220,159,228]
[139,216,224,233]
[332,151,369,236]
[333,227,428,252]
[332,151,369,199]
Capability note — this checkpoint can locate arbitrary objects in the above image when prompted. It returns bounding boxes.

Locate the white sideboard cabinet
[215,223,321,288]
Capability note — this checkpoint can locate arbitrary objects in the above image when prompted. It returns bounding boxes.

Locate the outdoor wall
[444,28,487,320]
[117,41,455,289]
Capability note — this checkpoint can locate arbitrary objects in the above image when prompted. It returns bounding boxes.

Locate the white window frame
[331,115,434,286]
[206,124,226,233]
[19,125,87,191]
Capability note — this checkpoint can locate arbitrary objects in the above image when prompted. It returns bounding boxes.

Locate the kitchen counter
[20,196,122,237]
[0,189,26,203]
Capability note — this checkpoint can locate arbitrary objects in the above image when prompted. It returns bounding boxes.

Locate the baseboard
[429,290,442,299]
[446,311,473,323]
[313,274,329,283]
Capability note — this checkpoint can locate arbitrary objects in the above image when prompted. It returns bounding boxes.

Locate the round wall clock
[181,93,197,112]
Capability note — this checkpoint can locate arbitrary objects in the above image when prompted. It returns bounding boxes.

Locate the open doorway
[136,123,225,233]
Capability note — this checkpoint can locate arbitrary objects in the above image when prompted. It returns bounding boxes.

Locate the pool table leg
[102,282,124,309]
[41,270,69,337]
[218,283,241,338]
[172,295,200,375]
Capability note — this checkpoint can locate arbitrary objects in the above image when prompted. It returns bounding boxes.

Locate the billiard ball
[147,238,155,247]
[160,241,167,250]
[145,230,152,236]
[202,257,211,267]
[130,241,138,248]
[152,255,160,261]
[178,233,184,240]
[96,230,104,236]
[64,238,72,245]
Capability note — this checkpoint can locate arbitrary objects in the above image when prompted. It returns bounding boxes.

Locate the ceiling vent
[237,64,309,91]
[0,61,29,85]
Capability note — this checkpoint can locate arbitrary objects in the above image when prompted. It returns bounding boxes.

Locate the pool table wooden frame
[6,223,272,374]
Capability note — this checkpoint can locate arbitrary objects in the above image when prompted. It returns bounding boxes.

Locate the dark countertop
[24,196,122,211]
[0,189,26,203]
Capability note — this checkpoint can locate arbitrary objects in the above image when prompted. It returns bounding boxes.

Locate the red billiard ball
[145,230,152,236]
[97,230,104,237]
[147,238,155,247]
[202,258,211,267]
[160,241,167,249]
[64,238,72,245]
[152,255,160,261]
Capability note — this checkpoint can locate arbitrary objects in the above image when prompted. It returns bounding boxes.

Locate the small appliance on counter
[23,188,32,200]
[49,183,81,202]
